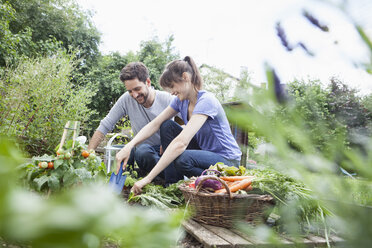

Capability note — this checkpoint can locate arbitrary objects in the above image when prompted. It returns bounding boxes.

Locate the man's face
[125,78,150,105]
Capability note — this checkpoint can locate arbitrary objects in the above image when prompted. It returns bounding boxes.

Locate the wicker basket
[179,176,275,228]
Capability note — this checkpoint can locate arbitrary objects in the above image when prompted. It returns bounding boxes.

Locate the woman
[116,56,241,195]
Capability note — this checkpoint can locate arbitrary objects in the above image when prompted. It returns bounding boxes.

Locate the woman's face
[165,81,191,101]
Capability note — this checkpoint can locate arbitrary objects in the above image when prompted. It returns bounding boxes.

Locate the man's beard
[136,89,149,105]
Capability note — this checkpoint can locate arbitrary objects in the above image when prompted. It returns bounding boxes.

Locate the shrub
[0,51,97,155]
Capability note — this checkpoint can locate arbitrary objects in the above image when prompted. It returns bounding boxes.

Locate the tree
[137,36,179,89]
[200,64,240,103]
[2,0,101,68]
[83,52,131,131]
[0,1,38,66]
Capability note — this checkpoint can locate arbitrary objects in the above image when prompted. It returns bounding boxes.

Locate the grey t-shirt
[97,90,175,146]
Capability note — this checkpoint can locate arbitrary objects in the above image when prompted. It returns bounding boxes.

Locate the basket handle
[195,176,232,199]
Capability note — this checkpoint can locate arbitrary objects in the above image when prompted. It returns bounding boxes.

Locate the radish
[195,169,223,191]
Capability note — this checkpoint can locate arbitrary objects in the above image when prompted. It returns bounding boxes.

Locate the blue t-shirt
[170,90,242,161]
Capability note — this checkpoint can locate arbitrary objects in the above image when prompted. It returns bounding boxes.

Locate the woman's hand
[131,176,152,195]
[115,145,132,174]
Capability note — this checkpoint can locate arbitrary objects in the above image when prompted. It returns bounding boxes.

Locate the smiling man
[88,62,182,185]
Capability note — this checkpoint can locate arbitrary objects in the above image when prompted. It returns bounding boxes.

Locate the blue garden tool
[108,162,127,194]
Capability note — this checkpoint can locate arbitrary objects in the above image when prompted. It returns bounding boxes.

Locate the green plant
[19,138,105,193]
[0,52,97,155]
[124,170,185,209]
[138,35,179,90]
[200,64,240,103]
[225,66,372,247]
[1,137,185,248]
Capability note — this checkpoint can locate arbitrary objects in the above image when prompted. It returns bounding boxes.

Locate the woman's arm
[131,113,208,194]
[115,106,177,173]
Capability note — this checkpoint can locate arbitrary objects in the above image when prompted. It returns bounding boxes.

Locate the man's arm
[88,130,105,150]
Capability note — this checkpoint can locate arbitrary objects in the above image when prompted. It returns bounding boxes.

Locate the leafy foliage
[19,139,105,193]
[200,64,249,103]
[81,52,129,131]
[124,170,185,210]
[0,137,184,248]
[327,78,372,145]
[137,35,179,90]
[281,78,372,160]
[5,0,101,68]
[225,67,372,246]
[0,52,97,155]
[283,79,349,158]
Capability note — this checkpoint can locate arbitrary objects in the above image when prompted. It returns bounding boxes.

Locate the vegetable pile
[187,163,256,194]
[184,162,330,224]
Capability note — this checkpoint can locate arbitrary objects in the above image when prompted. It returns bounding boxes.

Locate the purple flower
[276,22,293,51]
[303,10,329,32]
[276,22,315,56]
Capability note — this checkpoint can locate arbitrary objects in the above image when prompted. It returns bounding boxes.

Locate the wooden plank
[182,220,231,248]
[274,236,295,247]
[231,229,274,247]
[306,234,329,247]
[328,234,345,245]
[183,219,345,248]
[201,223,254,247]
[232,229,296,247]
[281,235,315,247]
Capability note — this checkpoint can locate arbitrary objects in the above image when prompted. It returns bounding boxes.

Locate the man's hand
[159,145,164,155]
[131,176,152,195]
[115,145,132,174]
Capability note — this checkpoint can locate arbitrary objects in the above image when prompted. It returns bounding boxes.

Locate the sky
[76,0,372,94]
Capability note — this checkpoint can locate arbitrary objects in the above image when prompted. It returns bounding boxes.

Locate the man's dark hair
[119,62,149,83]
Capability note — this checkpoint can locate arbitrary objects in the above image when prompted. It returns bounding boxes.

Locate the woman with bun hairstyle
[116,56,241,195]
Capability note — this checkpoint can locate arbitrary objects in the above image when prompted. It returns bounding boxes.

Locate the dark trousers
[160,120,231,178]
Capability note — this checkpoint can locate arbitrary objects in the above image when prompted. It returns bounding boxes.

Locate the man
[88,62,182,184]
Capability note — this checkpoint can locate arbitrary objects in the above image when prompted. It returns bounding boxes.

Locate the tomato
[188,182,196,188]
[88,153,96,160]
[82,150,90,158]
[64,152,71,159]
[56,149,64,156]
[48,161,54,169]
[39,161,48,169]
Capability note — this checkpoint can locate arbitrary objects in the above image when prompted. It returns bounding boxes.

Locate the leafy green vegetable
[127,179,185,210]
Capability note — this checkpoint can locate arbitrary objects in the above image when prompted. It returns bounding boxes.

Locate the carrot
[229,179,252,192]
[215,181,240,193]
[215,179,252,193]
[220,176,255,182]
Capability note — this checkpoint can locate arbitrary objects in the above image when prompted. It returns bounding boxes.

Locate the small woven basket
[179,176,275,228]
